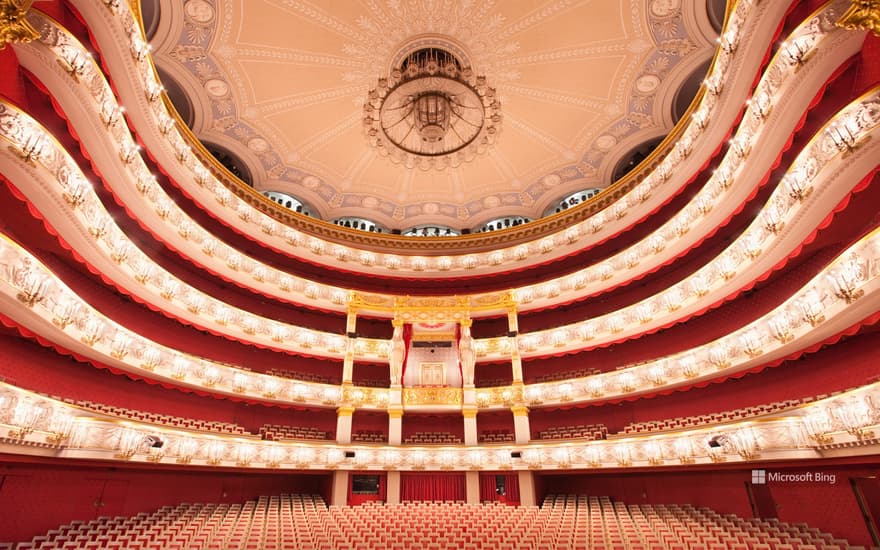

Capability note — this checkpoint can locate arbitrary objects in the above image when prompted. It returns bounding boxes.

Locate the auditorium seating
[403,432,463,444]
[535,424,608,441]
[264,368,336,385]
[352,430,387,443]
[5,494,863,550]
[478,429,515,443]
[530,368,602,384]
[615,389,860,436]
[73,400,250,436]
[259,424,331,441]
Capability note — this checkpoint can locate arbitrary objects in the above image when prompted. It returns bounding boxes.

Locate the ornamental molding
[65,0,787,272]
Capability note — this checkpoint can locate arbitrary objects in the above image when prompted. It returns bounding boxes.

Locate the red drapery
[455,323,462,382]
[400,473,466,502]
[401,324,412,379]
[478,473,520,504]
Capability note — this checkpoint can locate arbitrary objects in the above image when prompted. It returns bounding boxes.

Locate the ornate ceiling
[151,0,717,228]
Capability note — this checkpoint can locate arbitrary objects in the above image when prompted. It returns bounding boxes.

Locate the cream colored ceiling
[153,0,716,229]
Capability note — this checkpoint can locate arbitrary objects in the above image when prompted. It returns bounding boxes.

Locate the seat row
[4,494,862,550]
[535,423,608,441]
[478,429,515,443]
[259,424,331,441]
[73,400,250,435]
[264,368,336,385]
[403,432,463,444]
[352,430,387,443]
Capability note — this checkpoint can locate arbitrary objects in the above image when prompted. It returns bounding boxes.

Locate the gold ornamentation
[403,387,462,406]
[0,0,38,50]
[837,1,880,36]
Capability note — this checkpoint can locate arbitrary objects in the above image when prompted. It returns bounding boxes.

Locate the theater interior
[0,0,880,548]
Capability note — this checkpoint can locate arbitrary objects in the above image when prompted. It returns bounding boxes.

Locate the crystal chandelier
[364,47,501,170]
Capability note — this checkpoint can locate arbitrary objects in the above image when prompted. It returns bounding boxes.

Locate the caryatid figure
[389,323,405,385]
[459,324,476,387]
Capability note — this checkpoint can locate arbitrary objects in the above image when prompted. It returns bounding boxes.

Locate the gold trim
[403,387,463,406]
[0,0,38,50]
[336,406,355,417]
[836,0,880,36]
[462,409,478,419]
[510,405,530,417]
[387,408,405,419]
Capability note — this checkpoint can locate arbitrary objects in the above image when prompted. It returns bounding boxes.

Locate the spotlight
[707,435,729,449]
[144,435,164,449]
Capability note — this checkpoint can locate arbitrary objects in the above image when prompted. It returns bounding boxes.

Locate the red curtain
[400,474,466,502]
[401,324,412,379]
[478,473,520,504]
[479,474,497,502]
[505,474,520,504]
[455,324,462,381]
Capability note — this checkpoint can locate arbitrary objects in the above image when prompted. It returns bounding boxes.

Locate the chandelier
[363,47,501,170]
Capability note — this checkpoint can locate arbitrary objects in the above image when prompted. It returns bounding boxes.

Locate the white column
[331,470,349,506]
[463,408,478,446]
[342,309,357,384]
[510,349,523,384]
[336,406,354,444]
[508,308,523,383]
[342,342,355,384]
[388,408,403,445]
[466,471,480,504]
[511,405,530,444]
[386,471,401,504]
[517,470,536,507]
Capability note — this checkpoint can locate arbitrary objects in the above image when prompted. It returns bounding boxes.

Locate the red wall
[351,411,389,440]
[475,411,515,437]
[0,458,331,544]
[402,413,464,441]
[537,462,880,547]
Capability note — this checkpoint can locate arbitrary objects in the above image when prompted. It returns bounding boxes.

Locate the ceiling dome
[151,0,717,230]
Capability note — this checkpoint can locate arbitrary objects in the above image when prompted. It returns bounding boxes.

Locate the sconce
[12,262,49,307]
[8,398,46,440]
[834,396,876,441]
[644,440,664,465]
[802,408,833,445]
[10,127,46,164]
[52,297,80,329]
[827,256,866,303]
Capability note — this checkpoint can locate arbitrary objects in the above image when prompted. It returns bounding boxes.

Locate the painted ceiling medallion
[364,46,501,170]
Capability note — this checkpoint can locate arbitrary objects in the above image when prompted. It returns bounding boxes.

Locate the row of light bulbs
[1,375,877,470]
[1,57,877,376]
[3,218,877,412]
